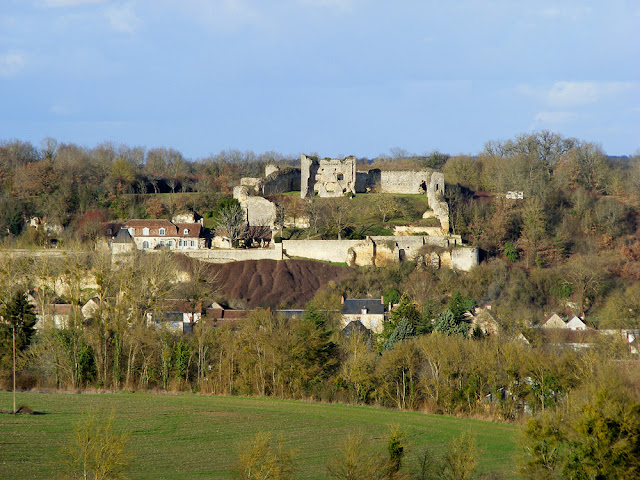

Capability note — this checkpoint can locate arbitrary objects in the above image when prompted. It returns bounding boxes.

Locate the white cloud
[0,51,26,77]
[175,0,261,33]
[533,111,579,124]
[104,2,141,34]
[518,81,640,108]
[548,81,638,107]
[299,0,357,11]
[533,4,592,21]
[41,0,108,7]
[546,82,600,107]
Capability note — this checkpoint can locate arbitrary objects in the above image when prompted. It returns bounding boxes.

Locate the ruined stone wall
[260,167,301,195]
[300,154,356,198]
[355,171,378,193]
[182,238,478,270]
[244,196,277,227]
[282,239,362,263]
[378,170,433,194]
[451,247,479,272]
[183,244,284,263]
[427,171,449,232]
[393,225,446,236]
[240,178,261,188]
[233,186,277,227]
[314,157,357,197]
[300,154,319,198]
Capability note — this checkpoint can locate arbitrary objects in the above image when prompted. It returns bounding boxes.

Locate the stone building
[301,154,357,198]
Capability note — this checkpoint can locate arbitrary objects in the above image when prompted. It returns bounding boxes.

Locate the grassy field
[0,391,519,479]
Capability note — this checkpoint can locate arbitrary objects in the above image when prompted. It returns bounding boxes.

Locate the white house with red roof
[120,219,206,250]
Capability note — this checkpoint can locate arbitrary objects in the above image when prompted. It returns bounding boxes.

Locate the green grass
[0,392,519,479]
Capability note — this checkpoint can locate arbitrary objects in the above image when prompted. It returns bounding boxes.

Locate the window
[159,240,165,247]
[142,227,149,236]
[159,228,166,236]
[337,174,344,181]
[167,241,173,247]
[190,241,195,247]
[183,228,189,235]
[142,241,150,249]
[179,240,183,247]
[106,228,112,235]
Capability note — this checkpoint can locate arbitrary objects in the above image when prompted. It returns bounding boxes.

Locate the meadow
[0,391,518,479]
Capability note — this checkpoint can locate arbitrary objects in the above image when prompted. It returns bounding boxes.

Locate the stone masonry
[301,154,357,198]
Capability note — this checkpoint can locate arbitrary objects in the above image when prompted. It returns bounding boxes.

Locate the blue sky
[1,0,638,159]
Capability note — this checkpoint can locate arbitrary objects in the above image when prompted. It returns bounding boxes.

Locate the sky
[1,0,639,160]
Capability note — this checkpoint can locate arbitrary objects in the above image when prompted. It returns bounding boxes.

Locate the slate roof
[112,228,134,243]
[342,298,385,315]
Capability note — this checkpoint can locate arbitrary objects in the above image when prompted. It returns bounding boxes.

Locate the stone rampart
[451,247,479,272]
[282,239,361,263]
[183,244,283,263]
[379,170,433,194]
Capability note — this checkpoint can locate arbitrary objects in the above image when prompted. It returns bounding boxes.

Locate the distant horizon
[2,2,638,159]
[1,132,636,162]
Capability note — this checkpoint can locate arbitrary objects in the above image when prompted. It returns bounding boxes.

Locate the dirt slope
[207,259,349,308]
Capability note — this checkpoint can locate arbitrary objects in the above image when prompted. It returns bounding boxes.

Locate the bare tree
[215,203,247,247]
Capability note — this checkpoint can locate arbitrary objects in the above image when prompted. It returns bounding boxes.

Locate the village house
[566,315,587,331]
[146,299,204,333]
[341,297,387,334]
[120,219,206,251]
[36,303,74,329]
[541,313,566,329]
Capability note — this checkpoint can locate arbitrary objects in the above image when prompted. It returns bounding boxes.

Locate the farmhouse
[120,219,206,250]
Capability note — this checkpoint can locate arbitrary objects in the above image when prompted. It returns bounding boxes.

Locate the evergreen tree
[1,290,37,368]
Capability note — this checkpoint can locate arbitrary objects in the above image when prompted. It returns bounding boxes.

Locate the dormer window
[106,228,112,235]
[142,227,149,236]
[159,228,166,236]
[183,228,189,235]
[128,228,134,236]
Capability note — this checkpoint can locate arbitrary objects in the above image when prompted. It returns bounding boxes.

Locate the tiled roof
[121,220,202,238]
[174,223,202,238]
[39,304,74,315]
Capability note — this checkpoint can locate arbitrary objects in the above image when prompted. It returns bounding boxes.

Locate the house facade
[120,220,206,250]
[341,297,387,333]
